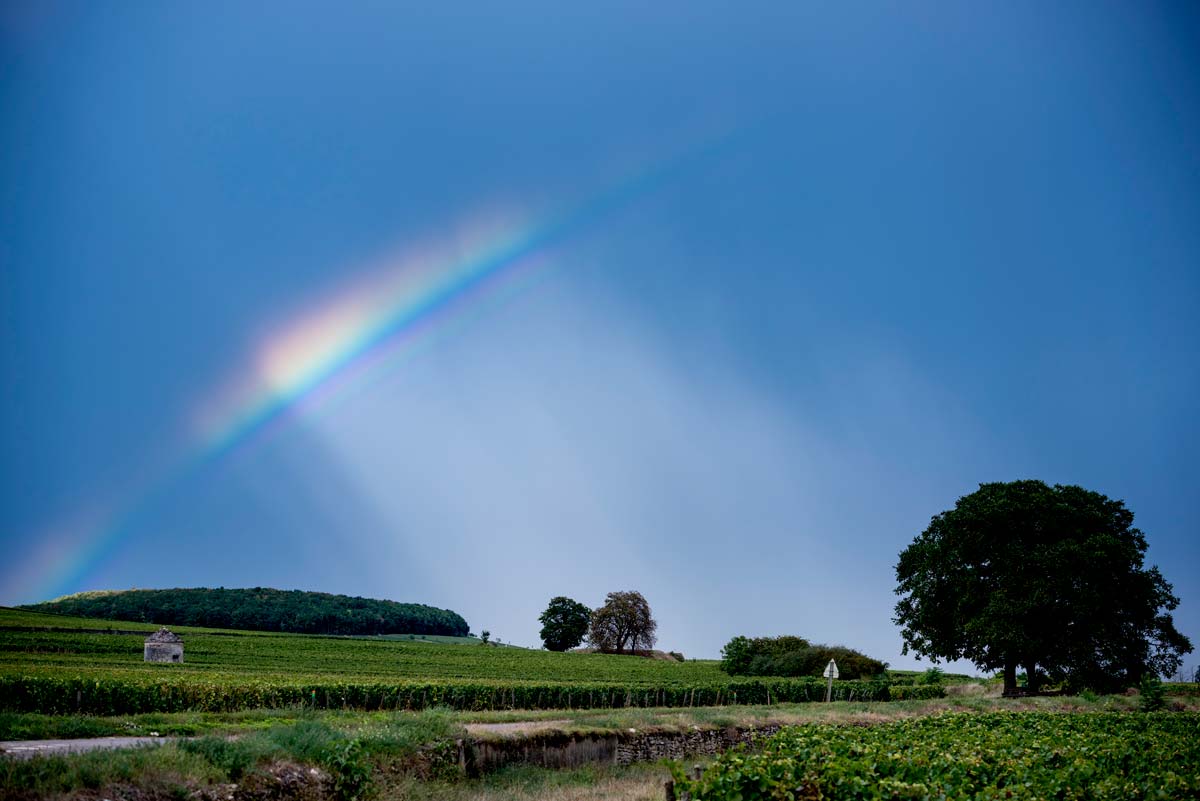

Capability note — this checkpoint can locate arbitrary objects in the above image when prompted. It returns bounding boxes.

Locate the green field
[0,608,940,714]
[672,711,1200,800]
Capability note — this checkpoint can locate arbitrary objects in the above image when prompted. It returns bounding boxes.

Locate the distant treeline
[20,588,470,637]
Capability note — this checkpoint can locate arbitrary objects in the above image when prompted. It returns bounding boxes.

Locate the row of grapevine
[0,674,940,714]
[671,712,1200,800]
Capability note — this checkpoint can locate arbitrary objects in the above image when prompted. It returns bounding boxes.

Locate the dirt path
[0,722,577,759]
[464,719,573,736]
[0,736,174,759]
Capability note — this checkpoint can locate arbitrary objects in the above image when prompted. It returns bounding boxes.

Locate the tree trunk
[1003,660,1018,696]
[1024,660,1040,693]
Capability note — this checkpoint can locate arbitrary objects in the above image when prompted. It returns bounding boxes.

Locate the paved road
[0,736,174,759]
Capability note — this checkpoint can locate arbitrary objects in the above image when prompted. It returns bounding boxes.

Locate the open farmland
[0,609,940,714]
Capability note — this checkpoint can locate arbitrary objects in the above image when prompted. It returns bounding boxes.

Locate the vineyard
[0,608,941,714]
[671,712,1200,800]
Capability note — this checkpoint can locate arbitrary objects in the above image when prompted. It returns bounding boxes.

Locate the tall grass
[1,711,464,801]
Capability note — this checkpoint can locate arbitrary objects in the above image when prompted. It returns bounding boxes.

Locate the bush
[719,636,887,679]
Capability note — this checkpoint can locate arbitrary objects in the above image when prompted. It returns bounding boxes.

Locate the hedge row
[0,675,941,715]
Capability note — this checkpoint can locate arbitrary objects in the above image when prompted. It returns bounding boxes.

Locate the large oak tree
[894,480,1191,695]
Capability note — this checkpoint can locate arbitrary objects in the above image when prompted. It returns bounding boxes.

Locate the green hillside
[19,587,469,637]
[0,608,938,714]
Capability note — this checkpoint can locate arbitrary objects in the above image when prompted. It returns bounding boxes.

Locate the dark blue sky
[2,2,1198,667]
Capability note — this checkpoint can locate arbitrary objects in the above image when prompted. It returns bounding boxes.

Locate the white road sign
[823,659,839,679]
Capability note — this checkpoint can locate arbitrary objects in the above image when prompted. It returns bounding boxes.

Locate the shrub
[919,667,945,685]
[326,739,371,801]
[719,636,887,679]
[1140,675,1166,712]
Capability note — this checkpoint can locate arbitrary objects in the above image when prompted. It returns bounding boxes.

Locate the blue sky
[2,2,1197,669]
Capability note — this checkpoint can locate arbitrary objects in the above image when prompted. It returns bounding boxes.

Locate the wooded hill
[20,587,469,637]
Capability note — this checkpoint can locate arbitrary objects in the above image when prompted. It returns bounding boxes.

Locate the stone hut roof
[145,627,182,643]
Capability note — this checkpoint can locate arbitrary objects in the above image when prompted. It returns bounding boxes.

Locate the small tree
[589,591,657,654]
[720,636,755,675]
[480,629,491,646]
[539,596,591,651]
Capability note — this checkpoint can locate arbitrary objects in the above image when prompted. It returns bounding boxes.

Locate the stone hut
[144,627,184,663]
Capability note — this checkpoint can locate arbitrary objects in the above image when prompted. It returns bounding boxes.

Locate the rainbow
[9,129,739,604]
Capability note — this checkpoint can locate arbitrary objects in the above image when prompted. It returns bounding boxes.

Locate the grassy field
[0,608,940,714]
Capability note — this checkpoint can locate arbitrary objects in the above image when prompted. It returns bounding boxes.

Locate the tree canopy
[894,480,1192,694]
[538,596,591,651]
[588,590,657,654]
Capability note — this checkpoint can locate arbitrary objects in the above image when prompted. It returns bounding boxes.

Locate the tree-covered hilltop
[20,587,469,637]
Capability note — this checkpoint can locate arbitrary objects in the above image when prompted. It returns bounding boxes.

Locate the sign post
[823,659,839,702]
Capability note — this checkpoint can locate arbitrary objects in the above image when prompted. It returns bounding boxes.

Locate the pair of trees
[895,480,1192,694]
[538,591,657,654]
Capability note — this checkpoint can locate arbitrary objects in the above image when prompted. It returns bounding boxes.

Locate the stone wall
[467,732,618,775]
[614,725,782,765]
[459,724,782,776]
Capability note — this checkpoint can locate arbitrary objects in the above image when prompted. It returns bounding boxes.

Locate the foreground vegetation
[13,606,1194,799]
[673,711,1200,800]
[5,697,1197,801]
[20,587,470,637]
[0,609,941,715]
